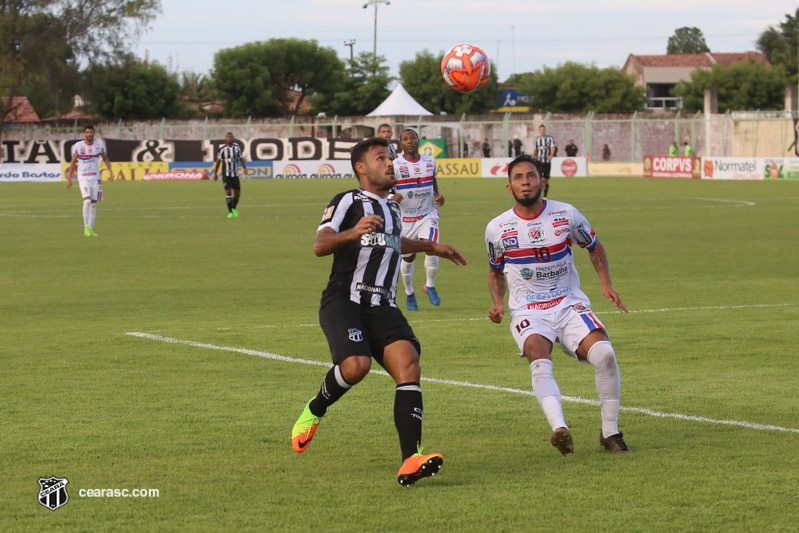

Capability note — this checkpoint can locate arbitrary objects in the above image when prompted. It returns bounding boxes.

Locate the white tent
[366,83,433,116]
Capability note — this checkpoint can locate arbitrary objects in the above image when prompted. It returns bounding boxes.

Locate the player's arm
[100,152,113,181]
[212,159,221,180]
[432,166,444,207]
[549,139,555,159]
[239,152,247,174]
[314,215,385,257]
[587,240,628,313]
[487,267,506,323]
[66,153,78,189]
[400,238,466,265]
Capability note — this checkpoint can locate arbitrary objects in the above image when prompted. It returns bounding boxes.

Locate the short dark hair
[226,131,233,136]
[84,124,94,131]
[377,123,391,130]
[351,137,389,176]
[399,128,418,140]
[507,153,542,181]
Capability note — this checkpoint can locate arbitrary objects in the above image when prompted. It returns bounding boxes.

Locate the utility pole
[344,39,356,62]
[362,0,390,73]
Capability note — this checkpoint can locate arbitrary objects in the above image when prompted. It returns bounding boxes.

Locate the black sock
[232,195,239,209]
[394,382,423,461]
[544,181,550,197]
[309,366,352,417]
[226,196,233,212]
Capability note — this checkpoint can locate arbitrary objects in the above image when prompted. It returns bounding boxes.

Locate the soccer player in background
[212,132,247,218]
[290,137,466,486]
[392,129,446,311]
[377,123,397,160]
[532,124,556,198]
[66,125,113,237]
[485,154,632,456]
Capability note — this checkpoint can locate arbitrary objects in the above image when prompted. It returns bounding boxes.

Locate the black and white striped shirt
[217,144,243,177]
[534,135,556,163]
[319,189,403,307]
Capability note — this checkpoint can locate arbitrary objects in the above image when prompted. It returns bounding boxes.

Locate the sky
[134,0,797,82]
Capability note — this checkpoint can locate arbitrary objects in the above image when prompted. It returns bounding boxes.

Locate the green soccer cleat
[87,228,98,237]
[84,226,91,237]
[292,398,322,453]
[232,209,239,217]
[227,212,235,218]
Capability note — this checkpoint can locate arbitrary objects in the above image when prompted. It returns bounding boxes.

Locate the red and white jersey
[72,140,106,178]
[485,199,598,315]
[393,154,438,223]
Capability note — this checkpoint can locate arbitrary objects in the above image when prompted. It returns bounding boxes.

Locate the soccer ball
[441,44,491,92]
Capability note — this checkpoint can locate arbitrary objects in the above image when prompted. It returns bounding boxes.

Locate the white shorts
[401,215,439,257]
[78,176,102,201]
[510,302,605,358]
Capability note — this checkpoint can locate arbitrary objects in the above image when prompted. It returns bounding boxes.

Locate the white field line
[125,331,799,434]
[141,303,795,333]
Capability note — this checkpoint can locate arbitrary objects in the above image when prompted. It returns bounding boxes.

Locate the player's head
[351,137,394,190]
[507,154,543,207]
[377,123,392,139]
[83,125,95,141]
[538,124,546,136]
[225,132,234,145]
[399,129,419,157]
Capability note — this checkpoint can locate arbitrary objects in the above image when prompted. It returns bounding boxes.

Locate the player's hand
[488,303,505,323]
[107,174,114,182]
[213,174,218,180]
[390,193,403,202]
[435,194,445,207]
[602,286,628,313]
[431,243,466,265]
[354,215,384,238]
[65,178,72,190]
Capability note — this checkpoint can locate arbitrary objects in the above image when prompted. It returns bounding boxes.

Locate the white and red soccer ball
[440,44,491,92]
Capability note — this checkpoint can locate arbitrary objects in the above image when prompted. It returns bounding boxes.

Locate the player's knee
[341,356,371,382]
[586,341,616,370]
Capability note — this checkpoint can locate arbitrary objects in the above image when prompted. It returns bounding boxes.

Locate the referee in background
[213,132,247,218]
[532,124,556,198]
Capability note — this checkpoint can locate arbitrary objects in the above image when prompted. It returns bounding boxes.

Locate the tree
[757,9,798,83]
[667,27,711,54]
[400,50,499,115]
[671,61,789,112]
[311,52,392,116]
[1,0,160,136]
[515,62,646,113]
[213,39,345,117]
[83,55,184,119]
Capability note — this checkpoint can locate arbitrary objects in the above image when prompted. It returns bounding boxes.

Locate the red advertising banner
[643,156,701,179]
[143,171,208,181]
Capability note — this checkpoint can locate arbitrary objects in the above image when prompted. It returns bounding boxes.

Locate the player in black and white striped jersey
[377,123,397,160]
[290,137,466,485]
[212,132,247,218]
[533,124,556,198]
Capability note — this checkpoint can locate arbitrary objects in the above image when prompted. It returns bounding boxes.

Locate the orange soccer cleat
[397,451,444,486]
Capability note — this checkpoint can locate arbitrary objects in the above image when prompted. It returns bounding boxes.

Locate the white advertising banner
[701,157,762,180]
[0,163,62,182]
[481,157,587,178]
[271,160,356,179]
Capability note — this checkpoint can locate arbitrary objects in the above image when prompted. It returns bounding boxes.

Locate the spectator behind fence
[683,141,692,157]
[669,142,678,156]
[482,138,491,157]
[565,139,578,157]
[602,144,611,161]
[513,138,522,156]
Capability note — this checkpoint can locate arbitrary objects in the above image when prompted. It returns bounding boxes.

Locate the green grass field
[2,176,798,532]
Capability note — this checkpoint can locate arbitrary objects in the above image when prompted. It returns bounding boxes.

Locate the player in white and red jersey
[66,125,113,237]
[392,129,445,311]
[485,154,632,456]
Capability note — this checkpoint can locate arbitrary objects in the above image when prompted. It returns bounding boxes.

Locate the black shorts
[222,175,241,190]
[319,299,421,366]
[539,162,551,179]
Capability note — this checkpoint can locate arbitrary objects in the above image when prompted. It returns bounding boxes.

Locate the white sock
[82,199,91,227]
[88,202,97,228]
[400,260,415,295]
[424,255,439,288]
[587,341,621,438]
[530,359,567,431]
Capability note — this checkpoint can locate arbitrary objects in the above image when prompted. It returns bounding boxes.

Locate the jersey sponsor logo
[488,242,499,263]
[407,190,413,198]
[536,264,569,279]
[528,227,545,243]
[526,286,570,302]
[572,303,591,313]
[552,218,569,227]
[574,223,593,245]
[549,210,568,216]
[555,228,570,236]
[355,283,391,299]
[360,232,401,251]
[502,236,519,249]
[400,169,410,178]
[500,221,518,229]
[348,328,363,342]
[520,267,533,280]
[500,230,518,238]
[526,296,566,310]
[321,205,335,222]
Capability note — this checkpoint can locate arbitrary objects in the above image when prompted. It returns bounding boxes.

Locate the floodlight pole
[363,0,390,72]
